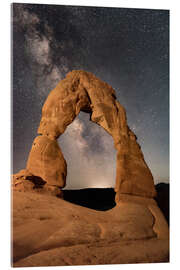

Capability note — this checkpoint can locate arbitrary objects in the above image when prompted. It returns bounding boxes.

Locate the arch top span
[25,70,156,203]
[37,70,119,140]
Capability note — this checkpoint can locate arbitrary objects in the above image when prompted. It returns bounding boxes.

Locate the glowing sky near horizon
[12,3,169,188]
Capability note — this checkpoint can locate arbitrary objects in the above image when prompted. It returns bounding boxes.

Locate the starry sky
[12,3,169,188]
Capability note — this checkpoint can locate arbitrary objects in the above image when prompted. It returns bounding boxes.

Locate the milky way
[12,3,169,188]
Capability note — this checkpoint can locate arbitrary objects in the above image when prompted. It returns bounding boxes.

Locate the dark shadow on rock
[26,175,46,188]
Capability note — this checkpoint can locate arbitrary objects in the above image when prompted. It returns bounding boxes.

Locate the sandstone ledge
[12,190,169,267]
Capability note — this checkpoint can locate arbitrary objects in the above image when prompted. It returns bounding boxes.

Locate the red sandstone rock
[27,135,67,188]
[17,70,156,200]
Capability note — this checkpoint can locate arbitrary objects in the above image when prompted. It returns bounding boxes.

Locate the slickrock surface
[12,190,169,267]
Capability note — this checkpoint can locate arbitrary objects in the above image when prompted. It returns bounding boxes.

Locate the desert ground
[12,188,169,267]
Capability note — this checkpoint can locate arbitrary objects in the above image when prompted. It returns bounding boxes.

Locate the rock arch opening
[59,112,116,190]
[58,111,116,210]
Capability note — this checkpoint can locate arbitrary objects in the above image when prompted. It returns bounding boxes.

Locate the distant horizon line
[63,182,169,190]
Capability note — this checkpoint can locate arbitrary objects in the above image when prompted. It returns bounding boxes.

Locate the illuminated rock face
[23,70,156,202]
[27,135,67,187]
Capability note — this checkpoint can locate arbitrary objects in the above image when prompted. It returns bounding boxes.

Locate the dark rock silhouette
[63,184,169,224]
[63,188,116,211]
[155,183,169,224]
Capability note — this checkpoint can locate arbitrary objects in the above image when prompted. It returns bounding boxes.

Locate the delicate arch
[26,70,156,203]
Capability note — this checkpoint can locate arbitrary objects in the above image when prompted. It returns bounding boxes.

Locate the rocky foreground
[12,189,169,267]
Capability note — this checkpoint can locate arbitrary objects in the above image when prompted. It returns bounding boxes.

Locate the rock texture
[27,135,67,188]
[16,70,156,202]
[12,169,63,197]
[12,190,169,267]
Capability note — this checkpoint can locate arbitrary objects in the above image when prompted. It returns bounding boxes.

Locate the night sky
[12,3,169,188]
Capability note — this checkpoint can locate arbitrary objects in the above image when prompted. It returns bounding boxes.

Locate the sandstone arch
[25,70,156,203]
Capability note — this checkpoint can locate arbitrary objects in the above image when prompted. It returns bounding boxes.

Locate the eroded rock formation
[14,70,157,202]
[27,135,67,187]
